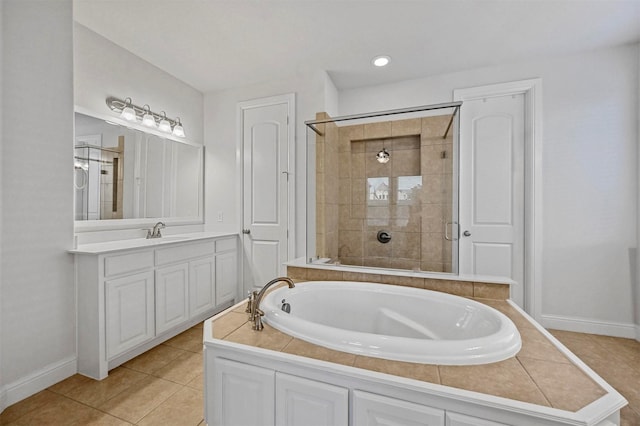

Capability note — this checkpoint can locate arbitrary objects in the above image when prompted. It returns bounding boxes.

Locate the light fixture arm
[106,96,182,129]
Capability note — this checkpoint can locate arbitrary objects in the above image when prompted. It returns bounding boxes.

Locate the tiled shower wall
[316,114,454,273]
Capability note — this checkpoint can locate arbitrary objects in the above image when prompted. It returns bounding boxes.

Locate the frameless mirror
[74,112,203,227]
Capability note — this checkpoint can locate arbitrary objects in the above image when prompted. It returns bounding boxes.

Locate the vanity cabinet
[155,263,190,334]
[75,234,238,380]
[105,271,155,358]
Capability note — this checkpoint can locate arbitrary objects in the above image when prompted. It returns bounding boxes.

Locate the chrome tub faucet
[246,277,295,331]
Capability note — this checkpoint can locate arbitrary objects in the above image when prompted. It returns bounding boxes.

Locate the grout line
[514,357,553,409]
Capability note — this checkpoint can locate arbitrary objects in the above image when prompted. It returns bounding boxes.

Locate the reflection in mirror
[74,112,202,222]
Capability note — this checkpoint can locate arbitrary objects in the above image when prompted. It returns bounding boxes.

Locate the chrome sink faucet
[146,221,166,239]
[246,277,295,331]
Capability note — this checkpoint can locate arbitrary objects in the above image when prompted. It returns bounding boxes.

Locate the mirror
[74,112,203,226]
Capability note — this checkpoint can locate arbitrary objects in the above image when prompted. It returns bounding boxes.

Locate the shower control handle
[377,230,391,244]
[463,230,471,237]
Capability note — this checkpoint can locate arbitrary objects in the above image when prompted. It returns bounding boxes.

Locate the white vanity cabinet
[75,234,238,380]
[105,271,155,358]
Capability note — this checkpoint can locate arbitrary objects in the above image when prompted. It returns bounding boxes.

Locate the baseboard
[0,386,7,415]
[2,356,77,411]
[541,314,637,339]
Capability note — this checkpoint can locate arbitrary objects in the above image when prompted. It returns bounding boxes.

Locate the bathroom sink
[144,235,191,244]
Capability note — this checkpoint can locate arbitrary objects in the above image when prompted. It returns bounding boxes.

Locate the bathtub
[261,281,521,365]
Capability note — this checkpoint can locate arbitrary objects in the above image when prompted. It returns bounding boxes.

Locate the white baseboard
[541,314,638,339]
[1,356,77,412]
[0,386,7,416]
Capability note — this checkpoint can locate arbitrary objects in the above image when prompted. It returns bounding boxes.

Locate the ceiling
[74,0,640,93]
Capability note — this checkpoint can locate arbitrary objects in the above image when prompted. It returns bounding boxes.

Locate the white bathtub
[261,281,521,365]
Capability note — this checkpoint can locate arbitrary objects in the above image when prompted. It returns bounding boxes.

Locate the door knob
[242,229,251,235]
[463,230,471,237]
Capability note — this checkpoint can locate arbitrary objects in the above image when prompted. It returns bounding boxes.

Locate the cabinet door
[353,390,445,426]
[446,412,510,426]
[215,250,237,304]
[106,271,154,359]
[276,373,348,426]
[189,256,216,318]
[155,263,189,334]
[212,358,274,426]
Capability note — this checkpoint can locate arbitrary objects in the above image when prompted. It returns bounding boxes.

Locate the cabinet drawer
[155,241,215,266]
[104,251,154,277]
[215,238,236,253]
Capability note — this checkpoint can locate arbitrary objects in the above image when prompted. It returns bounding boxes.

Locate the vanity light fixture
[372,55,391,67]
[141,105,157,128]
[120,97,137,121]
[158,111,172,133]
[376,147,390,163]
[105,96,186,137]
[172,117,185,137]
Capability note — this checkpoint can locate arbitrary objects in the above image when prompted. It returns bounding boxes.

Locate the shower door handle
[444,221,458,241]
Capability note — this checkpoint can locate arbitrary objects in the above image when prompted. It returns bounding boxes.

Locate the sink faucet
[146,221,166,239]
[246,277,295,331]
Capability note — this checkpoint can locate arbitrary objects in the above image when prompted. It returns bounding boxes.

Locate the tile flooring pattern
[0,322,639,425]
[0,324,206,426]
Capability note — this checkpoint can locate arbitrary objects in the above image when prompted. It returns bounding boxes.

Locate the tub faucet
[248,277,295,331]
[146,221,165,239]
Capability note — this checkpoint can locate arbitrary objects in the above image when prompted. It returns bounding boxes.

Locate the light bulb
[372,55,391,67]
[141,105,156,128]
[158,111,172,132]
[172,118,185,137]
[376,148,390,163]
[120,98,137,121]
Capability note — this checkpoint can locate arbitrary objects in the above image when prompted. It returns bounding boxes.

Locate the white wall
[1,0,76,410]
[203,69,332,258]
[74,23,204,144]
[74,23,205,243]
[341,45,640,337]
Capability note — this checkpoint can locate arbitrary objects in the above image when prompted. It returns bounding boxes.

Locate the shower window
[306,103,460,274]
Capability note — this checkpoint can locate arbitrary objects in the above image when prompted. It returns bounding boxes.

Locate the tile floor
[0,324,638,426]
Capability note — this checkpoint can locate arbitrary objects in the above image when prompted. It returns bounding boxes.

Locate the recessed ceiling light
[372,55,391,67]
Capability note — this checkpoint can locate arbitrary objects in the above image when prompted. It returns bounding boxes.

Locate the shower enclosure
[306,102,461,274]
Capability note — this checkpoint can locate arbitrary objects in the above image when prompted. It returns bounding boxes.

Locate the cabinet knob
[242,229,251,235]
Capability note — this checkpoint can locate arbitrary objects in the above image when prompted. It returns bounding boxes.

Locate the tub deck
[208,296,607,413]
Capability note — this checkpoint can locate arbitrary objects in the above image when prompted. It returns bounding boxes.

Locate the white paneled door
[459,94,525,307]
[241,95,293,294]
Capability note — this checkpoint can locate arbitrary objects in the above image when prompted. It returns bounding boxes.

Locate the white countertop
[69,232,238,255]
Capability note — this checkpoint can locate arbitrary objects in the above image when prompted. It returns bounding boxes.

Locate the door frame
[454,79,543,320]
[236,93,296,296]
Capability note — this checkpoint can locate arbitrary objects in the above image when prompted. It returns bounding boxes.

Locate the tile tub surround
[286,264,511,299]
[210,298,613,414]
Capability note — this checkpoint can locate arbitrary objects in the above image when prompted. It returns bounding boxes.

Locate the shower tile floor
[1,323,639,425]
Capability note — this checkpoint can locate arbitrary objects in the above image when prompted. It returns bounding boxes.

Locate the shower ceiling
[73,0,640,92]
